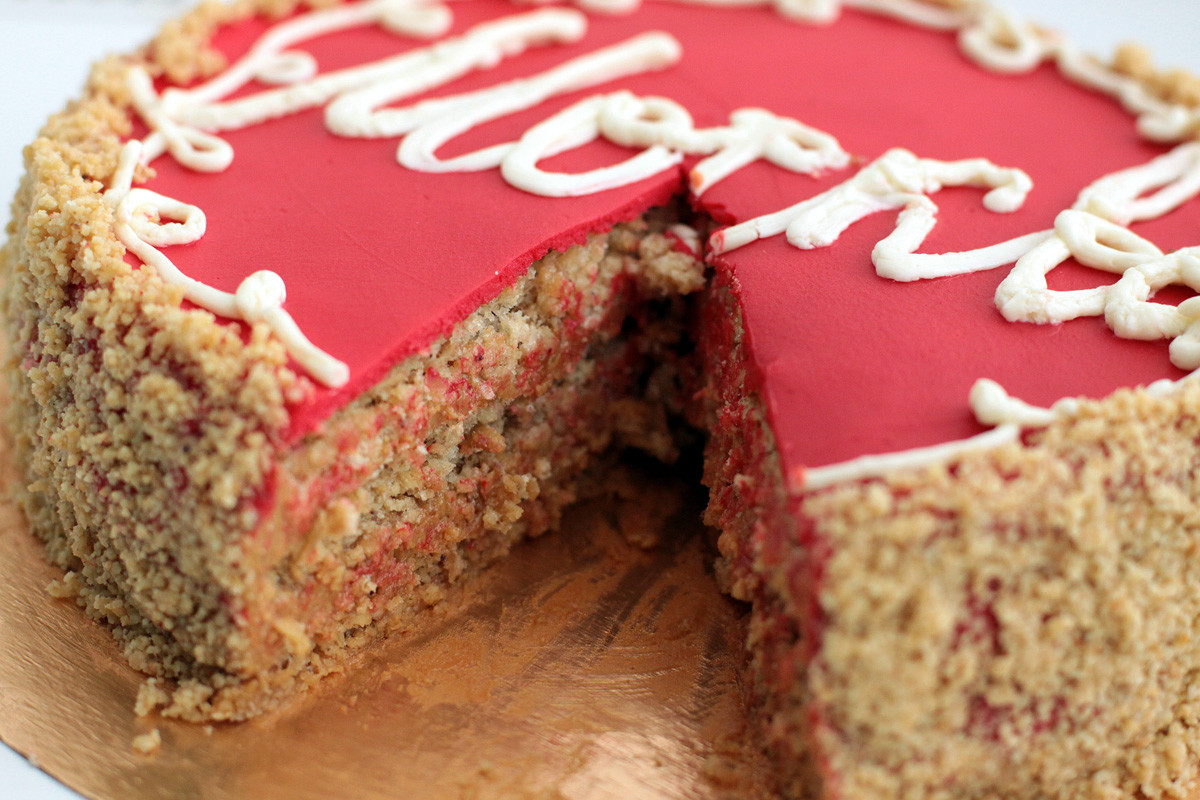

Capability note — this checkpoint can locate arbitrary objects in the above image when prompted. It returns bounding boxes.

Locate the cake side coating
[689,270,823,798]
[672,28,1200,794]
[2,53,299,680]
[796,382,1200,799]
[170,215,703,719]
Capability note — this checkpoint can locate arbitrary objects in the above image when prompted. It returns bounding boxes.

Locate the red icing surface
[142,0,1195,478]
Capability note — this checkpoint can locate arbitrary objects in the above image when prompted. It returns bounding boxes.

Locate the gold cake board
[0,445,771,799]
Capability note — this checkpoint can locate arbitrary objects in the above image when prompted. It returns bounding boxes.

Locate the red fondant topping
[144,0,1194,477]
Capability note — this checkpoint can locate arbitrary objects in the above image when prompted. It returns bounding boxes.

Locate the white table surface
[2,0,1200,798]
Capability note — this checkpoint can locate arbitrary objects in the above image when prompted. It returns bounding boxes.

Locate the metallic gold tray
[0,451,771,800]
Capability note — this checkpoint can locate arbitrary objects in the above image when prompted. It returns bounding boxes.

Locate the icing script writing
[710,141,1200,374]
[795,144,1200,490]
[118,0,855,386]
[564,0,1200,140]
[115,0,1200,489]
[118,0,1093,387]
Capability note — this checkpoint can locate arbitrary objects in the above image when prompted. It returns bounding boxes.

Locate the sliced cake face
[128,0,1200,488]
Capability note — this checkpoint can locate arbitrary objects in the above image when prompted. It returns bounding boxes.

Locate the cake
[7,0,1200,796]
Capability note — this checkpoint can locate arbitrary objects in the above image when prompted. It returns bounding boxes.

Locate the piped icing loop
[394,32,683,172]
[498,90,850,197]
[598,93,696,147]
[688,108,849,194]
[103,142,351,388]
[957,6,1054,74]
[117,189,207,250]
[1105,250,1200,339]
[1103,249,1200,371]
[993,216,1151,324]
[502,93,685,195]
[1055,208,1162,272]
[127,69,234,173]
[322,9,592,139]
[252,50,320,85]
[508,93,850,197]
[709,147,1035,283]
[1074,139,1200,224]
[993,143,1200,370]
[378,0,455,36]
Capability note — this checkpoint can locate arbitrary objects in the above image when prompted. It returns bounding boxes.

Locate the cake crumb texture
[798,380,1200,800]
[131,729,162,755]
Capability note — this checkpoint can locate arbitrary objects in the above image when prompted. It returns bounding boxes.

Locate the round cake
[6,0,1200,797]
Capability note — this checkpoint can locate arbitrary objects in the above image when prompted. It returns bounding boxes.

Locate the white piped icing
[104,142,351,389]
[501,92,848,196]
[118,0,852,388]
[802,367,1189,491]
[803,378,1085,491]
[993,143,1200,370]
[501,93,686,195]
[113,0,1200,488]
[798,142,1200,491]
[802,423,1021,493]
[709,147,1035,283]
[394,32,685,174]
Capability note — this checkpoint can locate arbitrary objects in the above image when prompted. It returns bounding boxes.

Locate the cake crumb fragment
[135,678,170,717]
[131,728,162,755]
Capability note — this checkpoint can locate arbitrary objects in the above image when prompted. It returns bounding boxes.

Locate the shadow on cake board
[0,432,771,800]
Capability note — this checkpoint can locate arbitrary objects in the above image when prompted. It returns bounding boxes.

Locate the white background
[2,0,1200,798]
